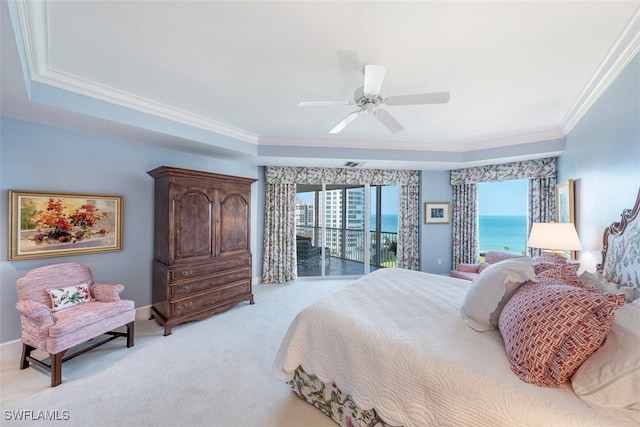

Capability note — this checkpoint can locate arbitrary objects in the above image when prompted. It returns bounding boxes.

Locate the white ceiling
[2,1,640,170]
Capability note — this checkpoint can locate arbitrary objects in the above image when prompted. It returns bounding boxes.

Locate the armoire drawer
[168,257,251,282]
[169,268,251,298]
[171,281,251,316]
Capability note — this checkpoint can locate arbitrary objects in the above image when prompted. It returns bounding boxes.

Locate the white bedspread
[273,268,639,427]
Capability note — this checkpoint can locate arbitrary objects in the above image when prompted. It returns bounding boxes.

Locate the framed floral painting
[9,190,123,260]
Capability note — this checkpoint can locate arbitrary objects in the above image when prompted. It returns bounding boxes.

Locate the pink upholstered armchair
[449,251,522,281]
[15,262,135,387]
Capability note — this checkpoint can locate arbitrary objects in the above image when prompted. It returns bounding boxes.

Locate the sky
[478,179,528,216]
[297,180,528,216]
[297,185,399,215]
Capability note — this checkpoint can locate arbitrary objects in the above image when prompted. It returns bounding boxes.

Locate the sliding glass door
[370,185,399,273]
[295,183,399,277]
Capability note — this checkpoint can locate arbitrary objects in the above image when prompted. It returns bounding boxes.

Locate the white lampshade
[528,222,582,251]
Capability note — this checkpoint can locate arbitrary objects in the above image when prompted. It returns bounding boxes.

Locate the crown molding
[257,136,465,151]
[259,129,565,152]
[460,129,565,152]
[13,0,259,145]
[35,68,260,144]
[12,0,638,152]
[559,5,640,134]
[13,0,48,78]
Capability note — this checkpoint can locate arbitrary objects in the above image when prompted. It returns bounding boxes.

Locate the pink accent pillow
[457,263,480,273]
[498,282,625,387]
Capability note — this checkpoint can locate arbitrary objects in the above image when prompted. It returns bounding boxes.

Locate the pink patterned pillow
[498,282,625,387]
[533,254,568,265]
[535,263,584,288]
[532,261,558,275]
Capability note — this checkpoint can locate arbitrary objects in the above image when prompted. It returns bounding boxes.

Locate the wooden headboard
[597,188,640,290]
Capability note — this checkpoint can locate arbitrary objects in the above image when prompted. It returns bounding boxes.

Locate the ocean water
[371,214,399,233]
[479,215,527,254]
[370,214,527,254]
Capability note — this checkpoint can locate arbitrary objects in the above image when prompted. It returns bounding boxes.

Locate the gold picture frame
[555,179,575,224]
[425,202,450,224]
[555,179,576,259]
[9,190,123,260]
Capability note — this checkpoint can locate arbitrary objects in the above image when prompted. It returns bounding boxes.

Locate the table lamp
[527,222,582,257]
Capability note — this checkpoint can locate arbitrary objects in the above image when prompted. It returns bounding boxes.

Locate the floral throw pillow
[48,283,92,311]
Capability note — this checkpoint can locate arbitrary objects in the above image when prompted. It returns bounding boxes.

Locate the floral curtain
[527,177,556,257]
[262,182,298,283]
[452,184,479,267]
[397,183,420,270]
[263,166,420,282]
[450,157,557,265]
[450,157,557,185]
[265,166,419,186]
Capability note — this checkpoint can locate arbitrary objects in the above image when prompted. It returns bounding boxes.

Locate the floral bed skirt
[289,365,398,427]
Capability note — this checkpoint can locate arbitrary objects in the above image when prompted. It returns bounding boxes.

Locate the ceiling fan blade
[329,111,361,134]
[298,100,353,107]
[375,109,404,134]
[385,91,450,106]
[363,64,386,96]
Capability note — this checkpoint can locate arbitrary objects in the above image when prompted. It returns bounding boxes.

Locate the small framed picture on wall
[425,202,450,224]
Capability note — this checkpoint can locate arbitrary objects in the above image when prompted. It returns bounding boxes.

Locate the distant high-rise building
[296,198,315,227]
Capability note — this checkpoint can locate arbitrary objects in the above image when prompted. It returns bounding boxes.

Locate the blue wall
[420,170,453,274]
[1,51,637,343]
[0,118,262,343]
[558,52,640,272]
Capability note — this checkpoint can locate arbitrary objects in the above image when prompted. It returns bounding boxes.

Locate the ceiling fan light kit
[300,64,450,134]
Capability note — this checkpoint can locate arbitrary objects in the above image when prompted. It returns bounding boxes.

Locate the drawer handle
[181,270,193,277]
[237,273,245,278]
[182,285,193,291]
[183,302,193,308]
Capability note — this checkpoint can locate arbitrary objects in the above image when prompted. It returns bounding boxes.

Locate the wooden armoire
[147,166,256,335]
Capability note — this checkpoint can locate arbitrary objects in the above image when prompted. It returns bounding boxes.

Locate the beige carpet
[0,278,355,426]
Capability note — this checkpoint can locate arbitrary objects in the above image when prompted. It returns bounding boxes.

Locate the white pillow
[571,299,640,409]
[580,271,638,303]
[461,256,536,331]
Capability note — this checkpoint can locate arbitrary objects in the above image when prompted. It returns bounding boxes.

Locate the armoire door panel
[219,192,249,254]
[174,191,213,259]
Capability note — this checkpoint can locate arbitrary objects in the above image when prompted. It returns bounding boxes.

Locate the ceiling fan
[299,65,450,134]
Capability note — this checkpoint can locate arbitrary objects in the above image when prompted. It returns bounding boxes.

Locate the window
[478,180,528,257]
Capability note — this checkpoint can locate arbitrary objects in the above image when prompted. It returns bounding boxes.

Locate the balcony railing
[296,226,397,268]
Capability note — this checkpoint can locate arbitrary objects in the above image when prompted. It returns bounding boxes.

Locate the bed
[273,189,640,427]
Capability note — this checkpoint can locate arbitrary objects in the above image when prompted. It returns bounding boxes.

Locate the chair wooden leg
[50,352,64,387]
[20,344,34,369]
[126,321,135,348]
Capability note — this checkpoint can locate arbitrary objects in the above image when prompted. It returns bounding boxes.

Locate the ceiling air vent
[344,161,364,168]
